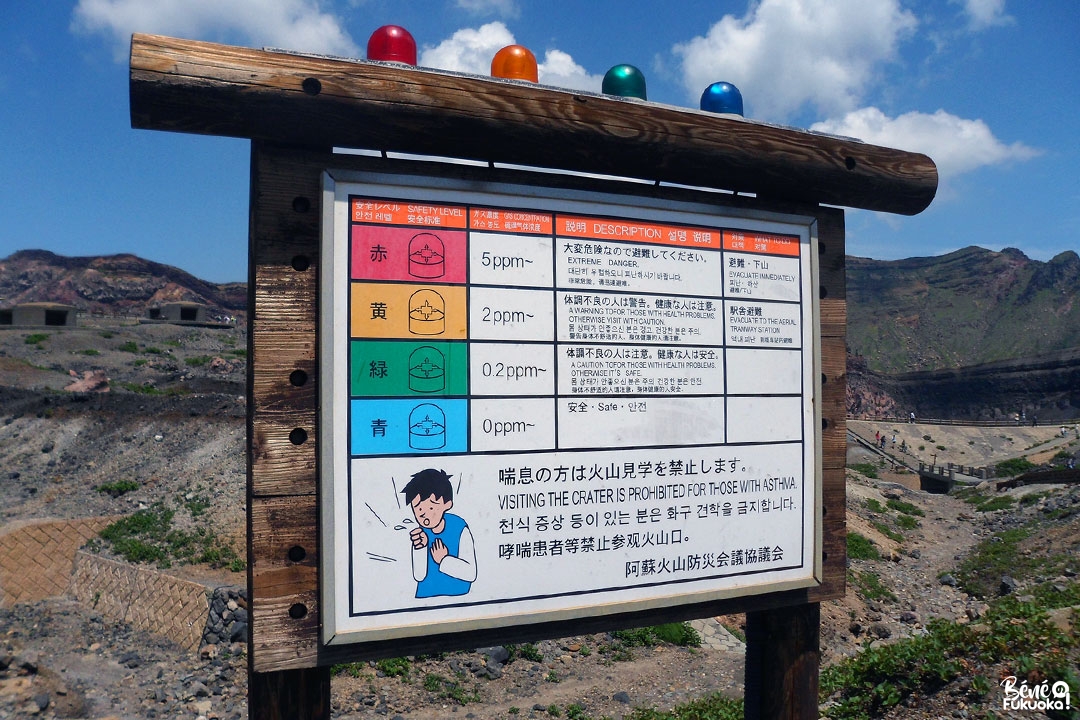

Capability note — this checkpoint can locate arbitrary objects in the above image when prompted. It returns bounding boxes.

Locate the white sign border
[320,168,823,647]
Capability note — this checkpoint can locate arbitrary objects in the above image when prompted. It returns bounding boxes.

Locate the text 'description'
[558,344,723,396]
[558,292,722,346]
[725,301,802,347]
[724,253,801,301]
[555,239,721,295]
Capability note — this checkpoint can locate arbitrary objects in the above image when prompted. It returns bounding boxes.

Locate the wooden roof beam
[130,33,937,215]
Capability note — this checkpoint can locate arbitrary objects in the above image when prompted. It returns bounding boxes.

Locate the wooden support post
[744,603,820,720]
[249,667,331,720]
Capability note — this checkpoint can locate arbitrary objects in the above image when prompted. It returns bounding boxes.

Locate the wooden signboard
[321,170,822,650]
[128,32,936,719]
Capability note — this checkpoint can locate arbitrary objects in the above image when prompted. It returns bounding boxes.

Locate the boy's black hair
[401,468,453,504]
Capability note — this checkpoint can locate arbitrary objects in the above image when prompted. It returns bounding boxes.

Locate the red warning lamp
[367,25,417,65]
[491,45,538,82]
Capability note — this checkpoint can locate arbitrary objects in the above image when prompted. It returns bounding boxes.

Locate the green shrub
[896,515,919,530]
[117,381,189,396]
[81,348,100,356]
[1019,491,1049,507]
[853,570,897,602]
[847,532,880,560]
[185,355,212,367]
[995,457,1037,476]
[864,498,886,513]
[422,672,480,704]
[954,527,1031,597]
[886,499,924,517]
[375,657,410,678]
[566,704,588,720]
[99,505,175,566]
[821,596,1079,720]
[331,662,366,678]
[872,522,903,543]
[96,503,243,571]
[650,622,702,647]
[24,333,49,345]
[976,496,1015,512]
[118,341,139,353]
[507,642,543,662]
[95,480,139,497]
[847,463,878,479]
[625,693,743,720]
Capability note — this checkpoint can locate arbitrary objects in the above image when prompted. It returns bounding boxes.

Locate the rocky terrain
[848,347,1080,423]
[1,317,1078,719]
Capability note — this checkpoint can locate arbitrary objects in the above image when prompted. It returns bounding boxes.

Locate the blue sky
[1,0,1076,283]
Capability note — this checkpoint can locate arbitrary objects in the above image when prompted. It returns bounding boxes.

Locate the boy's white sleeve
[411,545,428,581]
[437,526,477,582]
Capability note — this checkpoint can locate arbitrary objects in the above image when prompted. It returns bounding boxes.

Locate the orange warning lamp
[491,45,538,82]
[367,25,417,65]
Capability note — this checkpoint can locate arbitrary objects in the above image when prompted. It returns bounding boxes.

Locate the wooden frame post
[246,139,329,717]
[248,667,330,720]
[745,603,821,720]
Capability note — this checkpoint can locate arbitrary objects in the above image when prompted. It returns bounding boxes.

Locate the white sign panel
[321,172,821,645]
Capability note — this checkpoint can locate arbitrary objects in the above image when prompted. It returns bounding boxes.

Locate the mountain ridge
[847,245,1080,373]
[0,250,246,320]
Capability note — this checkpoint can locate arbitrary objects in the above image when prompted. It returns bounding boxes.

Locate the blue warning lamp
[700,82,744,116]
[367,25,417,65]
[602,64,647,100]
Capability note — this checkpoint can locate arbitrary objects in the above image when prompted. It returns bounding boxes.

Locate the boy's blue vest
[417,513,472,598]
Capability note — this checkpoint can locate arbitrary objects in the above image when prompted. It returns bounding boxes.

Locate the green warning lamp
[602,64,647,100]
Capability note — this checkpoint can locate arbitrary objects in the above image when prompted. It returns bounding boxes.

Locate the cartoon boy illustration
[402,468,476,598]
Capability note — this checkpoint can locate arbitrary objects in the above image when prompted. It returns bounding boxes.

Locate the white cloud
[71,0,359,61]
[811,107,1040,183]
[456,0,520,19]
[672,0,917,121]
[955,0,1014,30]
[419,21,515,74]
[420,22,600,91]
[537,49,602,92]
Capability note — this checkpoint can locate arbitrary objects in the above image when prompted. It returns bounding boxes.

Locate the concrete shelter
[0,302,78,327]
